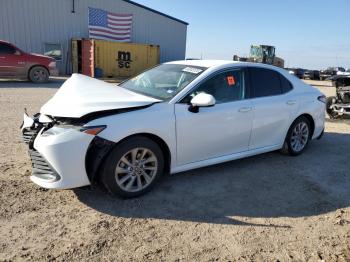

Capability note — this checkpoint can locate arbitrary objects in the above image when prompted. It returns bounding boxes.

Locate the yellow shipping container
[94,40,159,78]
[71,39,160,79]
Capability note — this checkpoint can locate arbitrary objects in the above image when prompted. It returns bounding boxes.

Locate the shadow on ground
[75,132,350,226]
[326,116,350,123]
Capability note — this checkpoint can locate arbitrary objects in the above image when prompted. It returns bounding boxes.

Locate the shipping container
[72,39,160,79]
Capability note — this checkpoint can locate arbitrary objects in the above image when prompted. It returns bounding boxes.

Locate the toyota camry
[21,60,326,197]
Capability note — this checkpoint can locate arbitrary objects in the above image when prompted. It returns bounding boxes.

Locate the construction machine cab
[249,45,276,65]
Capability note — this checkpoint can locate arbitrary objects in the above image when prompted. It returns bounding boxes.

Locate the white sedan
[21,60,326,197]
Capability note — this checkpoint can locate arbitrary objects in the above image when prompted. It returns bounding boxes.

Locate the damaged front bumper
[21,112,94,189]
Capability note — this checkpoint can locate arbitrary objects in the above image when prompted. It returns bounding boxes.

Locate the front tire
[100,136,164,198]
[29,66,49,83]
[282,116,311,156]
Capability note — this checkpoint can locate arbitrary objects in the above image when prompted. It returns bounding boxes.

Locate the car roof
[165,59,284,71]
[166,60,239,68]
[0,40,11,44]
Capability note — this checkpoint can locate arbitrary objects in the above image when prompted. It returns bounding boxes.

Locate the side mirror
[189,93,216,113]
[14,50,21,55]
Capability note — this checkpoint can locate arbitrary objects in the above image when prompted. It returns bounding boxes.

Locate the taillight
[317,95,326,103]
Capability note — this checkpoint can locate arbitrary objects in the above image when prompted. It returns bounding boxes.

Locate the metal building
[0,0,188,74]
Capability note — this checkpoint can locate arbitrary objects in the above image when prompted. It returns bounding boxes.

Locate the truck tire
[29,66,49,83]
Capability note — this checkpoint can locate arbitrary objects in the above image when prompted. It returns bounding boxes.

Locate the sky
[137,0,350,69]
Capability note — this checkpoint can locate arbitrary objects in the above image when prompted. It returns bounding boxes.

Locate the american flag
[88,7,133,42]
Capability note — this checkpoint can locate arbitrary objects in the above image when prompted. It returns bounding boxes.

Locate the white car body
[22,60,325,190]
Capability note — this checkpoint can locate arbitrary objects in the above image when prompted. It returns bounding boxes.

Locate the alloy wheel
[290,122,309,152]
[32,68,47,82]
[115,147,158,193]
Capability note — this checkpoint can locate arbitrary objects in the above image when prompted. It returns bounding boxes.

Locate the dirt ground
[0,79,349,261]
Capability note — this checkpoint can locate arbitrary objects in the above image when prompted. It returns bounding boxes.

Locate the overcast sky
[137,0,350,69]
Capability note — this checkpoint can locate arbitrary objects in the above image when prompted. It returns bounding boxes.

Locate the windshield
[120,64,206,100]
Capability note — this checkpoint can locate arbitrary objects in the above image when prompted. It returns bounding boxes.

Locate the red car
[0,40,58,83]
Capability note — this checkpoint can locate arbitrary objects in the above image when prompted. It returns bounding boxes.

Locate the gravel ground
[0,78,349,261]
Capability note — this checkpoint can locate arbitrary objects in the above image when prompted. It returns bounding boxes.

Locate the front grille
[28,149,56,177]
[28,149,60,182]
[22,126,60,182]
[22,129,38,144]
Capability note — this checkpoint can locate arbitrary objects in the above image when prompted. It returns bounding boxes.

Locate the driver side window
[182,69,245,104]
[0,43,16,54]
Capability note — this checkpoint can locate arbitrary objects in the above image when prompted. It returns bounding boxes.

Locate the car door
[248,67,297,149]
[0,43,26,77]
[175,68,254,165]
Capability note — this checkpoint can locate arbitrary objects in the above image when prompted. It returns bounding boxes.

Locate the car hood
[40,74,161,118]
[29,53,53,60]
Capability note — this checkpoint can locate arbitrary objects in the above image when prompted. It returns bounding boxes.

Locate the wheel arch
[120,133,172,174]
[291,113,315,139]
[86,132,172,184]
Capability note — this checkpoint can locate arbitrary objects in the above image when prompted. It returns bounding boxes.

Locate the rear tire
[326,96,338,119]
[29,66,49,83]
[281,116,311,156]
[100,136,164,198]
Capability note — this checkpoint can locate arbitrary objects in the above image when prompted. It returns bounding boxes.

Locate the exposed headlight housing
[41,125,106,137]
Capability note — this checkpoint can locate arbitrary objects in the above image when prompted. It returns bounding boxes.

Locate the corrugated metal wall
[0,0,187,74]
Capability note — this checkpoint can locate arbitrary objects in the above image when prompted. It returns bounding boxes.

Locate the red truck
[0,40,58,83]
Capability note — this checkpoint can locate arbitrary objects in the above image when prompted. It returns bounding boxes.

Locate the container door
[82,40,94,77]
[71,39,79,73]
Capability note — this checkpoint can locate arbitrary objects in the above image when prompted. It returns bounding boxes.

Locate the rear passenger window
[280,75,293,93]
[249,68,282,98]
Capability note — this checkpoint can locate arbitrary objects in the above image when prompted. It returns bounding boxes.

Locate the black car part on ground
[326,76,350,118]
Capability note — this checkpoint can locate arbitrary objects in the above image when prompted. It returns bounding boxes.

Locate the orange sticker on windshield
[227,76,235,86]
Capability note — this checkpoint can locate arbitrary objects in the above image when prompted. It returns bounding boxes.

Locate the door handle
[0,57,5,59]
[286,100,297,105]
[238,107,252,113]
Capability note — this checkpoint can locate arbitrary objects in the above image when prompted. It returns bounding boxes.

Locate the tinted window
[250,68,282,98]
[280,75,293,93]
[183,69,245,104]
[0,43,16,54]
